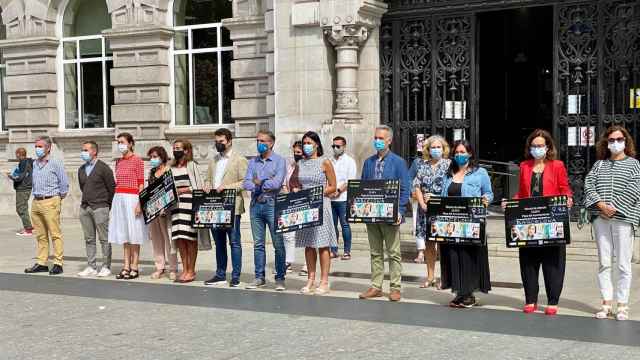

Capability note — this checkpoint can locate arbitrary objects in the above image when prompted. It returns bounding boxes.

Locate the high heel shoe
[523,304,538,313]
[545,306,558,316]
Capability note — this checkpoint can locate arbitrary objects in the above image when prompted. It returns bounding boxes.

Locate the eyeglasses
[608,137,625,144]
[331,145,342,149]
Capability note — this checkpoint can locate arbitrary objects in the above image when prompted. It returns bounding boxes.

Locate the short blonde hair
[422,135,450,160]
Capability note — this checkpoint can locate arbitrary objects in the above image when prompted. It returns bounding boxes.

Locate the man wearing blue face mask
[242,130,288,290]
[25,136,70,276]
[359,125,410,302]
[77,141,116,278]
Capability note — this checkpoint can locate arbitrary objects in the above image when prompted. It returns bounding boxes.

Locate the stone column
[222,0,270,142]
[104,0,172,156]
[323,24,368,124]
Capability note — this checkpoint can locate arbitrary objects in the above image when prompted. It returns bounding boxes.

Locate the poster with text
[425,196,487,245]
[139,171,178,224]
[504,196,571,248]
[347,179,400,224]
[192,189,237,229]
[275,186,323,234]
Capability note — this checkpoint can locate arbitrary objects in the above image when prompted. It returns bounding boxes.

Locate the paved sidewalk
[1,216,638,320]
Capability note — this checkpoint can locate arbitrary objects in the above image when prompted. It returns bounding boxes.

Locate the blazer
[361,151,411,215]
[177,161,212,251]
[441,167,494,202]
[206,150,248,215]
[514,159,572,199]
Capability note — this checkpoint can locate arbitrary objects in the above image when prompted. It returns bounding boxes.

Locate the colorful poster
[192,189,237,229]
[139,171,178,224]
[275,186,324,234]
[504,196,571,248]
[425,196,487,245]
[347,180,400,224]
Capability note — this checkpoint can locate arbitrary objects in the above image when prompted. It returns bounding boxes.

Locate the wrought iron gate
[382,0,640,201]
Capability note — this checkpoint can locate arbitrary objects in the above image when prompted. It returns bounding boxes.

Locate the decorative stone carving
[1,0,56,38]
[107,0,169,28]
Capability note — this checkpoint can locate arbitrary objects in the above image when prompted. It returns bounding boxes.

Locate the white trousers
[593,217,634,303]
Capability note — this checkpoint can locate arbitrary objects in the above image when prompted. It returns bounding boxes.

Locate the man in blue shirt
[25,136,70,276]
[242,130,287,290]
[358,125,410,302]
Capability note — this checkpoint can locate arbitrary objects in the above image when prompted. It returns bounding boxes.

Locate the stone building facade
[0,0,387,216]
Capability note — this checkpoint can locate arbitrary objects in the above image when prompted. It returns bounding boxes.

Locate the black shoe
[204,275,226,286]
[460,296,477,308]
[24,263,49,274]
[448,295,464,308]
[230,279,240,287]
[49,264,63,275]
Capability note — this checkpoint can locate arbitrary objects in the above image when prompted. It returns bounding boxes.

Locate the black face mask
[294,154,303,162]
[215,142,226,153]
[173,150,184,160]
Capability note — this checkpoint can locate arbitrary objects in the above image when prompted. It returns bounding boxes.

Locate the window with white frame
[173,0,233,126]
[60,0,113,129]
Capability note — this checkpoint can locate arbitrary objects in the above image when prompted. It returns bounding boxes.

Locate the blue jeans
[212,215,242,281]
[250,200,286,281]
[331,201,352,254]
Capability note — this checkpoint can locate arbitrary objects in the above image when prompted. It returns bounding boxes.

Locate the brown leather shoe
[389,289,401,302]
[359,287,383,299]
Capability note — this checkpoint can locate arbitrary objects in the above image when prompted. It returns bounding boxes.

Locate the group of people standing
[14,123,639,320]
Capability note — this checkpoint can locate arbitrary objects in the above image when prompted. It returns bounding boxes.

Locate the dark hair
[448,139,478,177]
[82,140,99,154]
[116,132,135,149]
[523,129,557,160]
[302,131,324,157]
[257,129,276,142]
[173,139,194,164]
[333,136,347,145]
[596,125,637,160]
[214,128,233,142]
[292,140,303,149]
[147,146,169,164]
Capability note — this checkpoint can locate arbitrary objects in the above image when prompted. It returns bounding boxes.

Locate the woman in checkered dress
[295,131,337,295]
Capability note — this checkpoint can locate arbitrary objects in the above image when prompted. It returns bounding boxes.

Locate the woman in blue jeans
[438,140,493,308]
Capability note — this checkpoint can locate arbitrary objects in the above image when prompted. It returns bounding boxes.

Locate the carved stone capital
[323,24,369,48]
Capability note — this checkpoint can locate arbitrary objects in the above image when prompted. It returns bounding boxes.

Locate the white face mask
[118,143,129,154]
[608,141,626,155]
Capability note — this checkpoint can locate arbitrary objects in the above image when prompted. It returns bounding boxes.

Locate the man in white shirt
[329,136,357,259]
[204,128,248,287]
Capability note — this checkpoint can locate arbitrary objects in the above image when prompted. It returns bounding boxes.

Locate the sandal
[420,279,437,288]
[150,270,165,280]
[595,304,613,319]
[341,253,351,260]
[616,306,629,321]
[414,250,425,264]
[300,285,315,295]
[115,268,130,280]
[315,285,330,296]
[126,269,139,280]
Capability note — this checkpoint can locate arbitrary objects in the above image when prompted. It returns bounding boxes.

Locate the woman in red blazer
[512,129,573,316]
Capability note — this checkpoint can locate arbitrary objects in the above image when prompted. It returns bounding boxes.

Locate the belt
[34,195,56,201]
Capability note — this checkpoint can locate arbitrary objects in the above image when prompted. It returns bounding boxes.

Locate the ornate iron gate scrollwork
[380,13,475,159]
[555,0,640,205]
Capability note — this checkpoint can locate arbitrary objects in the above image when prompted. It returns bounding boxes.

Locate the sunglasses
[607,137,625,144]
[331,145,342,149]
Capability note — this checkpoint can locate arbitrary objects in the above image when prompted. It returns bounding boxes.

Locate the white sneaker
[78,267,98,277]
[96,267,112,278]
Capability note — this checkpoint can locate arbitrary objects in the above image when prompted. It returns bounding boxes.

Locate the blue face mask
[80,151,92,162]
[430,148,443,160]
[35,147,45,159]
[257,142,269,155]
[530,146,547,160]
[303,144,314,156]
[150,158,162,168]
[454,153,470,166]
[374,139,386,152]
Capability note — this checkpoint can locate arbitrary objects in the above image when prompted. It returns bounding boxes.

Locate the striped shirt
[32,158,70,197]
[584,157,640,225]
